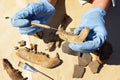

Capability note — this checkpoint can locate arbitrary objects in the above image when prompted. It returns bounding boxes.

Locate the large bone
[16,48,61,68]
[56,27,90,43]
[3,58,28,80]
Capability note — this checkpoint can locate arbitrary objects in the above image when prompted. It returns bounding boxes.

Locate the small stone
[82,54,92,64]
[78,57,87,67]
[62,42,77,54]
[78,54,92,67]
[18,40,26,47]
[73,65,85,78]
[62,42,73,53]
[88,61,100,74]
[5,17,10,19]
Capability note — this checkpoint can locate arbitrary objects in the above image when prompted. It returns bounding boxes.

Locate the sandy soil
[0,0,120,80]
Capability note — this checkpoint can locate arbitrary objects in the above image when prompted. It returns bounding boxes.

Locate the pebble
[73,65,85,78]
[78,53,92,67]
[88,60,100,74]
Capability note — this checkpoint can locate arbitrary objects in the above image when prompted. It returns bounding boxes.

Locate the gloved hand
[11,0,55,34]
[11,3,35,28]
[69,8,108,53]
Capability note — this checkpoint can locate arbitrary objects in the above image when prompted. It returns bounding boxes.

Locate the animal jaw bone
[3,58,28,80]
[56,27,112,65]
[56,27,90,43]
[16,48,61,68]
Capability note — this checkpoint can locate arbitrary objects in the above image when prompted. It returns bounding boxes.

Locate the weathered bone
[3,58,28,80]
[16,48,61,68]
[56,27,90,43]
[30,44,37,53]
[18,40,26,47]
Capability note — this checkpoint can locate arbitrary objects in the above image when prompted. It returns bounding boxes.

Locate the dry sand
[0,0,120,80]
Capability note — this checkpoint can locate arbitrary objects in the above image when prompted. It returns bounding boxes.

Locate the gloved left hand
[11,0,55,28]
[69,8,108,53]
[11,0,55,35]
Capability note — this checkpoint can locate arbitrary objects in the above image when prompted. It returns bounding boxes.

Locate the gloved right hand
[68,8,108,53]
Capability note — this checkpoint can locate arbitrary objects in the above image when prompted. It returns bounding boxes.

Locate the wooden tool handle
[31,22,51,29]
[31,22,58,30]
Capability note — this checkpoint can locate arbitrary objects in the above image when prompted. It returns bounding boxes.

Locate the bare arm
[92,0,112,11]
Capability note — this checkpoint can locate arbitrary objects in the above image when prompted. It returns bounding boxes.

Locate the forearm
[92,0,112,11]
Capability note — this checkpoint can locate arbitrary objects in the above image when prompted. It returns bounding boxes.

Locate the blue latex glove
[69,8,108,53]
[11,0,55,35]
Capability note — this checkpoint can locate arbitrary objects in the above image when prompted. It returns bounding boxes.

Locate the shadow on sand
[37,0,72,51]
